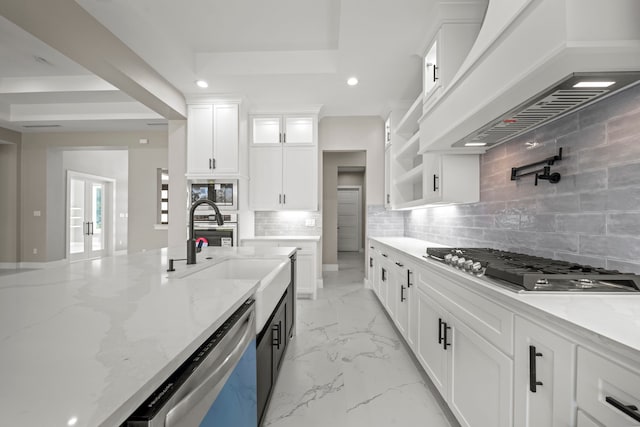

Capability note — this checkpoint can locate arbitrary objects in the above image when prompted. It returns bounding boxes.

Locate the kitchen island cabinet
[0,245,295,427]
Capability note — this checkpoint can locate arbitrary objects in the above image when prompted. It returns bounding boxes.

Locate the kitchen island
[0,245,295,427]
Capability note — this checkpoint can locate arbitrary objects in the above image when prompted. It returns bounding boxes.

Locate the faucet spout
[187,199,224,264]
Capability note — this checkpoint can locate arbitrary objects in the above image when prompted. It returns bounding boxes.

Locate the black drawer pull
[272,323,281,349]
[606,396,640,422]
[395,262,404,267]
[381,268,387,282]
[438,318,444,345]
[382,253,388,258]
[400,285,406,302]
[529,345,544,392]
[407,269,413,287]
[369,257,373,268]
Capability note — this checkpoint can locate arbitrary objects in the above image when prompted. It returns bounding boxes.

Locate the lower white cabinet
[577,347,640,427]
[415,285,513,427]
[577,411,605,427]
[514,316,575,427]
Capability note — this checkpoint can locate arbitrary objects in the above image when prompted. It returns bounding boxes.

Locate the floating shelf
[394,132,420,160]
[394,164,423,186]
[396,93,422,137]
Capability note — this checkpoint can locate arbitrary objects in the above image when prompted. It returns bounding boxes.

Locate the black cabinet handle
[209,158,212,169]
[283,194,286,204]
[395,262,404,267]
[443,322,451,350]
[279,194,282,204]
[438,318,444,345]
[400,285,406,302]
[272,323,281,349]
[283,133,286,143]
[386,194,390,204]
[382,253,388,258]
[89,222,94,235]
[606,396,640,422]
[381,267,387,282]
[279,133,282,143]
[433,64,439,82]
[433,174,439,192]
[442,322,451,350]
[369,257,373,268]
[407,269,413,287]
[529,345,544,392]
[212,158,216,169]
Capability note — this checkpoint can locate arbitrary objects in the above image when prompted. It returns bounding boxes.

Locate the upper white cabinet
[422,153,479,205]
[251,115,314,145]
[187,103,239,177]
[249,113,318,211]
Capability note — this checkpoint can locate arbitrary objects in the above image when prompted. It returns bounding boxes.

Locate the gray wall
[405,83,640,274]
[0,128,21,263]
[20,131,168,262]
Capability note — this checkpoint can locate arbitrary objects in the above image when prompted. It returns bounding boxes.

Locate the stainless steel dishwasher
[125,299,257,427]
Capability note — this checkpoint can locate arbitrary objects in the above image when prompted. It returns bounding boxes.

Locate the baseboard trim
[323,264,338,272]
[0,262,18,269]
[18,259,69,269]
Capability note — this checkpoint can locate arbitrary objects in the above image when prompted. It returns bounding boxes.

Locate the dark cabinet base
[257,257,296,426]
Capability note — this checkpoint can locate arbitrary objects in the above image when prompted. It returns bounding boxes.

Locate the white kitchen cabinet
[384,144,392,209]
[422,153,479,205]
[251,115,314,145]
[577,411,604,427]
[249,113,317,211]
[577,347,640,427]
[416,286,449,397]
[187,103,239,176]
[241,238,320,299]
[514,316,575,427]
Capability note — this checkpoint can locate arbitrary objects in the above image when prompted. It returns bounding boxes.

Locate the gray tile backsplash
[402,83,640,274]
[254,211,322,236]
[367,205,405,237]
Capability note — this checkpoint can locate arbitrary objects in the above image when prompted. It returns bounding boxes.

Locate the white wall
[320,116,383,265]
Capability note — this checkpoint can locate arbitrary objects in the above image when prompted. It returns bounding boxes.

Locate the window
[157,168,169,224]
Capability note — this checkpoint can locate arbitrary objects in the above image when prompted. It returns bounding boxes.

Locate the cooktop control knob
[444,254,453,264]
[471,262,483,275]
[451,255,459,265]
[456,257,466,268]
[464,260,474,271]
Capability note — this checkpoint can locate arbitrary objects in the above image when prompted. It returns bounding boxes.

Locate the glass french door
[68,173,109,260]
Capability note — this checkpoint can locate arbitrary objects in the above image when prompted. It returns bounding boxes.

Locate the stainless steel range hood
[453,72,640,148]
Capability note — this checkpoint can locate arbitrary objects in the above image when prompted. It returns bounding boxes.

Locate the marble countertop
[0,245,295,427]
[370,237,640,359]
[242,235,321,241]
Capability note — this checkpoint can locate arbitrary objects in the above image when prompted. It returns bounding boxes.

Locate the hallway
[263,252,455,427]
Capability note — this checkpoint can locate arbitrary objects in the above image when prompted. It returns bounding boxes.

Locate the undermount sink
[176,257,291,333]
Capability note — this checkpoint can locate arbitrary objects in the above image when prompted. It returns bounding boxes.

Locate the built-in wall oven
[193,213,238,247]
[190,179,238,211]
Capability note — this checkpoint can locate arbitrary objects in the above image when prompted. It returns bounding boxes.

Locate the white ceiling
[0,0,441,133]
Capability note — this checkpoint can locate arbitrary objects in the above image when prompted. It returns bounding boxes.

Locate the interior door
[337,188,359,251]
[68,173,110,261]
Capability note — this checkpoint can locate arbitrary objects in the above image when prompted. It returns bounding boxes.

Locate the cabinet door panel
[514,316,575,427]
[449,317,513,427]
[257,331,273,423]
[284,116,313,144]
[296,252,314,297]
[416,288,448,397]
[250,146,282,210]
[212,104,239,174]
[187,105,213,174]
[282,146,317,210]
[252,116,282,145]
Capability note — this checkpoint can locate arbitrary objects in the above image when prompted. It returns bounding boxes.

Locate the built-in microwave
[190,179,238,211]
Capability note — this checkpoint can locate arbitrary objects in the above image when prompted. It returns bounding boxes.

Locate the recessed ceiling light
[347,77,359,86]
[465,142,487,147]
[195,80,209,88]
[573,81,615,88]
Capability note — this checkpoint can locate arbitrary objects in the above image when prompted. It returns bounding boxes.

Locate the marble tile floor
[263,251,458,427]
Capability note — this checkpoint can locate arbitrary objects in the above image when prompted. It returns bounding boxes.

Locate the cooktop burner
[425,247,640,292]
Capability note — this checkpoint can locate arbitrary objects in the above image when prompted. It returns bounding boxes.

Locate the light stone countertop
[370,236,640,360]
[0,245,295,427]
[242,235,321,241]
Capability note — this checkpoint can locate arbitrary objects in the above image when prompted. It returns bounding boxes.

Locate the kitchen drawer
[577,347,640,426]
[416,266,514,356]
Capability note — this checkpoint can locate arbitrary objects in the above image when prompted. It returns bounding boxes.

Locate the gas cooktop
[425,247,640,293]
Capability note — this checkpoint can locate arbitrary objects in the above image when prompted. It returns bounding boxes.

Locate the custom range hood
[453,71,640,148]
[419,0,640,152]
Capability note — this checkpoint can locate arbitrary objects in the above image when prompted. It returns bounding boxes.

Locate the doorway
[67,171,114,261]
[337,186,361,252]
